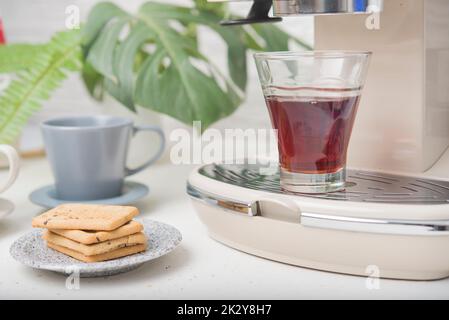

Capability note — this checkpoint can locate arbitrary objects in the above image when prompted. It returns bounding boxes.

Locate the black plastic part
[220,0,282,26]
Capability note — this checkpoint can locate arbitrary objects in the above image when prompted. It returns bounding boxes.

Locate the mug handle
[125,125,166,176]
[0,145,20,194]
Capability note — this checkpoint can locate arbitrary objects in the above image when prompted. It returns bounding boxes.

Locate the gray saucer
[10,219,182,277]
[29,181,149,208]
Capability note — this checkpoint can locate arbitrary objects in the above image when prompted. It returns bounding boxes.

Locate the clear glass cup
[254,51,372,194]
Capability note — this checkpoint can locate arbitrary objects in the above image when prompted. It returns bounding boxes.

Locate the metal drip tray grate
[198,163,449,205]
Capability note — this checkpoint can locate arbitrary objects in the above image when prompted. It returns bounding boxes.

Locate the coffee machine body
[189,0,449,281]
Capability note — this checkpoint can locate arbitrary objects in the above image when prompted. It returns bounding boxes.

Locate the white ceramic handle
[0,145,20,194]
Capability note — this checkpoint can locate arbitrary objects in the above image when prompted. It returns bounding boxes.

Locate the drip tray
[187,162,449,280]
[198,163,449,205]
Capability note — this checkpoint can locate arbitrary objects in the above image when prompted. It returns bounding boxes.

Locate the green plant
[0,0,310,144]
[0,31,82,144]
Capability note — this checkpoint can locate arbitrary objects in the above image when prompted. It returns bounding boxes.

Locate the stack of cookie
[32,204,147,263]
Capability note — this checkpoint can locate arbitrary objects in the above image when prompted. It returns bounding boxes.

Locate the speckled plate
[10,219,182,278]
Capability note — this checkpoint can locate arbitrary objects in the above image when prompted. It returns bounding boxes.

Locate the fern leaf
[0,29,82,144]
[0,44,48,73]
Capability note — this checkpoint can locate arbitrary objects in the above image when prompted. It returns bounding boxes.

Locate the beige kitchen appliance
[187,0,449,280]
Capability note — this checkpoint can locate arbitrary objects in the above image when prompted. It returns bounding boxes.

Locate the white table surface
[1,157,449,300]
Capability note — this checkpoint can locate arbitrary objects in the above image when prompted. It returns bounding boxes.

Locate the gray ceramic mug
[41,116,165,201]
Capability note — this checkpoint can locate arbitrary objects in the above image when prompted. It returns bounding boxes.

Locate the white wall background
[0,0,313,152]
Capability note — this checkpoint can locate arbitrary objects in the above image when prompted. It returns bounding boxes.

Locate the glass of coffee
[254,51,371,194]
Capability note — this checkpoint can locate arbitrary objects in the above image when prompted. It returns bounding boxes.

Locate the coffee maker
[187,0,449,280]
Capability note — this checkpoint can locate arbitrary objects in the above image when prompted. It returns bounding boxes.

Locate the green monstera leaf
[82,1,310,129]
